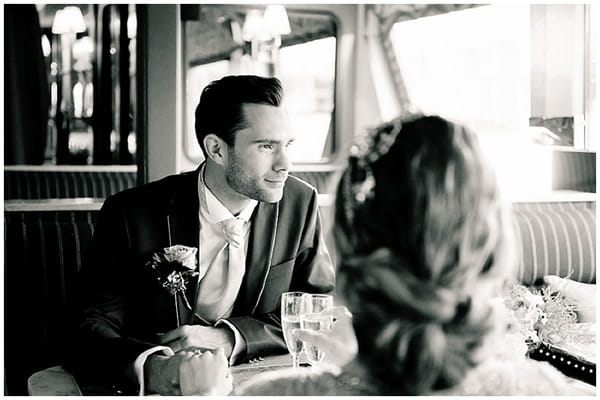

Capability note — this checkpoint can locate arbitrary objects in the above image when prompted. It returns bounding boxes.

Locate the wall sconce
[51,6,86,35]
[72,36,94,119]
[51,5,87,114]
[127,11,137,39]
[51,6,87,164]
[41,34,52,57]
[242,9,264,42]
[242,5,290,41]
[263,5,291,37]
[241,5,291,76]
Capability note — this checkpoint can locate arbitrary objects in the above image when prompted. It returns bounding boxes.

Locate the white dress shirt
[195,165,257,320]
[196,164,257,355]
[134,165,257,394]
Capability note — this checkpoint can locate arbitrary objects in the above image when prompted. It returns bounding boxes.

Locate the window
[278,37,336,162]
[389,4,597,198]
[183,6,337,165]
[390,5,530,140]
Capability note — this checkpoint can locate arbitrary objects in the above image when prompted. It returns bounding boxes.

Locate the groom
[64,75,335,395]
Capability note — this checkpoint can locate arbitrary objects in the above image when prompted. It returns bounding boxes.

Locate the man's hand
[144,348,233,395]
[144,352,185,395]
[293,306,358,368]
[159,325,235,356]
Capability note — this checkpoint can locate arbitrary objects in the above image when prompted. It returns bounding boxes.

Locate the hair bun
[342,247,493,393]
[343,248,461,325]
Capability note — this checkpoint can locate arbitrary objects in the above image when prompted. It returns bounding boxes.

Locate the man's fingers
[169,340,184,353]
[159,325,187,344]
[214,347,226,361]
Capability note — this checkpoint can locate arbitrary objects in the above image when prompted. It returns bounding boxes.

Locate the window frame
[180,7,340,167]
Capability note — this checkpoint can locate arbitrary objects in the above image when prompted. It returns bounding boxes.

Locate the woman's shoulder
[440,357,589,396]
[235,367,378,396]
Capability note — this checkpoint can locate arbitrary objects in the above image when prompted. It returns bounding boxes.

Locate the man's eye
[259,144,274,151]
[285,141,294,148]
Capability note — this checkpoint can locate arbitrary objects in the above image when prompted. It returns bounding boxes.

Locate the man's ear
[203,134,228,166]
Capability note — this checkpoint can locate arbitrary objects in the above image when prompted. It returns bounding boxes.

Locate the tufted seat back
[512,201,596,285]
[4,168,136,200]
[4,204,100,395]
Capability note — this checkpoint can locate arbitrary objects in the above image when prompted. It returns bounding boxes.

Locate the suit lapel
[232,201,278,316]
[166,166,279,321]
[165,167,201,325]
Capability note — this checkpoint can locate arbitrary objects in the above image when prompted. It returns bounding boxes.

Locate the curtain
[4,5,50,165]
[368,4,483,35]
[362,4,484,121]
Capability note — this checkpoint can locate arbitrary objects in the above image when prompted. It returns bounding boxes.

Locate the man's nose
[273,147,291,172]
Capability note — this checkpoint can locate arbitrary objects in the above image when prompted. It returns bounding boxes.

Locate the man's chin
[259,189,284,203]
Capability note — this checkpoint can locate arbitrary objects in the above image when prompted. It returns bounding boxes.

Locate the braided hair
[336,116,515,394]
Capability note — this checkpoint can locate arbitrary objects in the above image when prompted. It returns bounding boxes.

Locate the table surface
[28,353,596,396]
[28,353,302,396]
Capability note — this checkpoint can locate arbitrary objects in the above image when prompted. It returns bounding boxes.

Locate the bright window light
[185,60,230,160]
[279,37,336,163]
[390,4,554,199]
[390,4,530,138]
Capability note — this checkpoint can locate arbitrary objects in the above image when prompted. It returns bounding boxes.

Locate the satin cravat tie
[221,217,244,249]
[195,217,246,323]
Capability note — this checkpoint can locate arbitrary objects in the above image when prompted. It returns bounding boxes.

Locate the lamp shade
[52,6,86,34]
[242,9,263,42]
[242,5,291,42]
[263,5,291,36]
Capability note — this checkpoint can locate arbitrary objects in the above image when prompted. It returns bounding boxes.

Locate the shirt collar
[198,164,258,224]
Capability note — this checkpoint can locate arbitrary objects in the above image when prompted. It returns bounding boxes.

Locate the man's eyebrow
[251,138,295,144]
[251,139,281,144]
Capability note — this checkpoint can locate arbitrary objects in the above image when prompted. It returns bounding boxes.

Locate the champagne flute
[301,294,333,368]
[281,291,307,370]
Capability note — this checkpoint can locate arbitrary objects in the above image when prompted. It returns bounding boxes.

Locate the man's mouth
[265,177,287,185]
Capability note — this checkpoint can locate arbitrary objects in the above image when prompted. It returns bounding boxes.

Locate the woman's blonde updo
[336,116,515,394]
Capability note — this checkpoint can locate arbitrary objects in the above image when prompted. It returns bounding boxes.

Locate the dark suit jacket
[64,167,334,389]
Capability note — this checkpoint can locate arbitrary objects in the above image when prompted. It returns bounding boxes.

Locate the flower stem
[174,294,180,327]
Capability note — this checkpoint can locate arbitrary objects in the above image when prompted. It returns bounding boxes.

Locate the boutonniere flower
[146,245,199,326]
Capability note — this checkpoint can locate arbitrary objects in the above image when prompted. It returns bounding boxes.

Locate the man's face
[225,103,294,203]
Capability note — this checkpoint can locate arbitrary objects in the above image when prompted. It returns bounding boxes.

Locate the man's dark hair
[194,75,283,155]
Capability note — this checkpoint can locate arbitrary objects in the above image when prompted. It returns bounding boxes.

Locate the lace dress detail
[236,358,593,396]
[437,357,587,396]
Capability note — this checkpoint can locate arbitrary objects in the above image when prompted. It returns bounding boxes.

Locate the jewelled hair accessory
[341,114,424,228]
[347,117,402,204]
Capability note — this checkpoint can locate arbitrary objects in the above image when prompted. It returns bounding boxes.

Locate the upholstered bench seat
[3,197,596,394]
[4,200,101,395]
[513,201,596,285]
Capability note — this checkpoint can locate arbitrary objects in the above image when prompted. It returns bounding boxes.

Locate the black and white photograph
[3,3,597,396]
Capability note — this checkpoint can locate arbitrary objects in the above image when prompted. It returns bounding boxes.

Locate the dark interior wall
[4,5,50,165]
